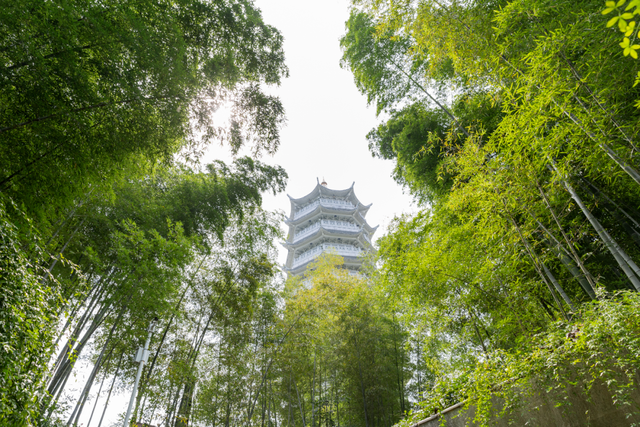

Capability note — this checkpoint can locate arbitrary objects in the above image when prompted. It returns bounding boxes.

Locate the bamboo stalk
[536,182,599,295]
[550,164,640,291]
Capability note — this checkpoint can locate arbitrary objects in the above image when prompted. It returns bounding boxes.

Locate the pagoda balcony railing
[319,197,355,210]
[292,244,362,269]
[293,222,321,242]
[321,219,359,233]
[294,198,356,220]
[294,201,319,219]
[293,220,360,243]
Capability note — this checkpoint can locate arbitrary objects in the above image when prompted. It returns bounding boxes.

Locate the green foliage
[125,206,283,426]
[367,93,502,204]
[344,0,640,425]
[603,0,640,58]
[396,291,640,427]
[274,254,411,427]
[0,199,62,425]
[0,0,288,219]
[340,12,422,115]
[80,157,286,250]
[0,158,286,425]
[367,104,454,202]
[0,0,290,424]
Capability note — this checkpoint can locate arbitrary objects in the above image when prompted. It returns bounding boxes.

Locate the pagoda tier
[283,180,378,276]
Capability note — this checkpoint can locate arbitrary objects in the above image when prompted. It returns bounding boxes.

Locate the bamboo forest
[4,0,640,426]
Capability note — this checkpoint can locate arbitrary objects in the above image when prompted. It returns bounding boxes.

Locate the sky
[76,1,415,425]
[205,0,416,266]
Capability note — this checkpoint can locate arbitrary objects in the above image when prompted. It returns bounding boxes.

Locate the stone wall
[411,377,640,427]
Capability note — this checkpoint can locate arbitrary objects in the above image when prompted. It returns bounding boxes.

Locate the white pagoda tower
[282,179,378,276]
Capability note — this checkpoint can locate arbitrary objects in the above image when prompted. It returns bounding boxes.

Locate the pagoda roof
[282,227,370,250]
[359,219,378,235]
[287,181,371,217]
[283,234,375,268]
[285,200,372,225]
[288,180,356,205]
[285,212,378,241]
[282,180,378,277]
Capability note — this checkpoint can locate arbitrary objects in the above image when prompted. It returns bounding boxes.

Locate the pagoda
[282,179,378,276]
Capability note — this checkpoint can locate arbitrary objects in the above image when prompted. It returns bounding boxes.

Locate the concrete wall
[412,377,640,427]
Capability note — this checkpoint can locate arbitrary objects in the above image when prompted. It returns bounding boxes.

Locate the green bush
[397,291,640,427]
[0,199,62,426]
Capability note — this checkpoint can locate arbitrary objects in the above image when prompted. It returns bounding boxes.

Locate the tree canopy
[340,0,640,424]
[0,0,290,424]
[5,0,640,426]
[0,0,288,218]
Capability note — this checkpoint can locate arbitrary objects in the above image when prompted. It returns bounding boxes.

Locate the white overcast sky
[206,0,415,265]
[78,1,415,426]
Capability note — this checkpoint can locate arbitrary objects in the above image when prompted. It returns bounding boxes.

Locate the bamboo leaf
[619,18,628,31]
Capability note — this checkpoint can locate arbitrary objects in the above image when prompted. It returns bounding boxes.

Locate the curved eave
[288,183,368,214]
[360,221,378,235]
[289,182,353,204]
[287,213,377,239]
[285,251,294,268]
[356,233,378,251]
[356,204,372,218]
[287,227,368,249]
[350,212,374,230]
[288,203,368,225]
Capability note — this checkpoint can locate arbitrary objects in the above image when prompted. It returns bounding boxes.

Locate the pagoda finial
[321,177,327,187]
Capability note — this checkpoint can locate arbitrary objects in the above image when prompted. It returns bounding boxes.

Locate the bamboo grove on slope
[339,0,640,422]
[5,0,640,426]
[0,0,290,425]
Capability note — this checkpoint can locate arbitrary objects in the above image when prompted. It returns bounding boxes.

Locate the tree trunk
[352,330,370,427]
[96,352,124,427]
[85,367,107,427]
[555,246,596,300]
[583,178,640,228]
[288,372,293,427]
[559,51,639,153]
[174,377,196,427]
[294,377,307,427]
[45,217,86,279]
[67,308,122,426]
[536,182,598,297]
[542,263,576,312]
[580,179,640,250]
[472,321,489,356]
[392,319,405,415]
[506,210,570,321]
[311,352,316,427]
[554,171,640,291]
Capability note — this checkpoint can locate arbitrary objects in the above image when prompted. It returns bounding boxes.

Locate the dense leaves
[274,255,411,427]
[340,0,640,424]
[0,0,290,425]
[0,201,62,425]
[7,0,640,425]
[0,0,288,218]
